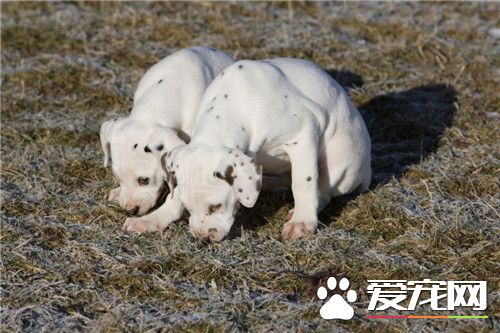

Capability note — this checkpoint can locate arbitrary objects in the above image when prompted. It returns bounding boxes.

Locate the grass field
[1,2,499,332]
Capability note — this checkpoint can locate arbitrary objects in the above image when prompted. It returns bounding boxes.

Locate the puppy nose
[127,206,140,215]
[208,228,217,238]
[200,234,210,242]
[194,230,210,242]
[195,228,218,242]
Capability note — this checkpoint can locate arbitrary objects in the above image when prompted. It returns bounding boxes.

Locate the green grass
[1,2,499,332]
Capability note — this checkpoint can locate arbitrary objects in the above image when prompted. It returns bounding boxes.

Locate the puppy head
[100,118,185,215]
[163,145,262,242]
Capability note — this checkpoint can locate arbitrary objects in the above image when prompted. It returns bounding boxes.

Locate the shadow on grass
[325,69,364,91]
[362,84,457,185]
[228,191,293,239]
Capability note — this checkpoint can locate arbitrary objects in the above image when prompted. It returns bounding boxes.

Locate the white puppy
[126,58,371,241]
[100,46,234,216]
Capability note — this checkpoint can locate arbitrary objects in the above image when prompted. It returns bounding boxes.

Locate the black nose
[127,206,139,215]
[206,228,218,242]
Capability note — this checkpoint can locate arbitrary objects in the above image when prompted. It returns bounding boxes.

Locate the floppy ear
[160,150,178,195]
[215,150,263,208]
[100,119,121,167]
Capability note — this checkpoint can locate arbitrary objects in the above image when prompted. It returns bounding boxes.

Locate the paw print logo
[317,277,357,320]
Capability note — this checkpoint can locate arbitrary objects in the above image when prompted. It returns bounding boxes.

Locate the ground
[1,2,499,332]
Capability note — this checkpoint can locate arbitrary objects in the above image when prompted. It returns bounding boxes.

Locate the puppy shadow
[320,82,457,224]
[325,69,364,91]
[227,191,293,239]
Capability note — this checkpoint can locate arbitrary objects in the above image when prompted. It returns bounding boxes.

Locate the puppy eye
[208,203,222,214]
[138,177,150,186]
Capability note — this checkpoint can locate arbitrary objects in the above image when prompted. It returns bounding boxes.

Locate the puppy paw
[282,221,316,240]
[122,217,163,233]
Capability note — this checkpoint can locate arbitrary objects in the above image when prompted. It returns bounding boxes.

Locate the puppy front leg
[282,133,320,240]
[122,193,184,233]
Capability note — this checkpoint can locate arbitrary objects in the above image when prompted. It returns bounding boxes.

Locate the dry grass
[1,2,499,332]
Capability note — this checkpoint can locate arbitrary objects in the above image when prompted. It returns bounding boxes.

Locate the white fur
[100,46,234,217]
[127,58,371,241]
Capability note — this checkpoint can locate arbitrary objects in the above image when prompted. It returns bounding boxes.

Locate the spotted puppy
[100,46,234,219]
[129,58,372,241]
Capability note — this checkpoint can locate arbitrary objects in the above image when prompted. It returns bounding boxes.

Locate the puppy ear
[215,150,263,208]
[161,150,177,195]
[100,118,121,167]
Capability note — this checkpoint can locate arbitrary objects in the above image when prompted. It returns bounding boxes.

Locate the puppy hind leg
[320,133,371,198]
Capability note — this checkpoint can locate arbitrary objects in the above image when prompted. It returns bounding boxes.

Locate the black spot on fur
[240,162,244,166]
[250,159,254,163]
[144,146,152,153]
[241,126,246,131]
[249,176,252,180]
[284,95,288,98]
[133,143,138,149]
[224,165,236,185]
[212,96,216,101]
[169,172,177,189]
[208,203,222,214]
[238,64,243,69]
[238,188,243,193]
[160,153,169,175]
[293,141,298,145]
[236,145,240,149]
[156,144,164,151]
[307,176,312,181]
[294,114,298,117]
[224,94,228,98]
[158,79,163,84]
[106,142,112,164]
[221,71,225,76]
[216,115,220,119]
